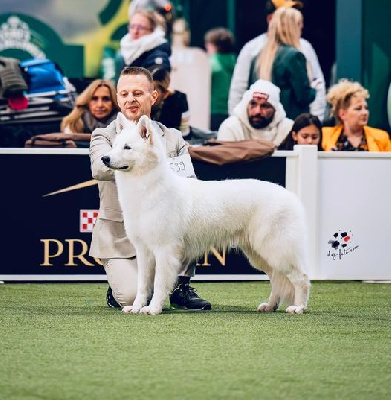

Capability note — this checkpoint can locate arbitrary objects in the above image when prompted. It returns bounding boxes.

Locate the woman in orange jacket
[322,79,391,151]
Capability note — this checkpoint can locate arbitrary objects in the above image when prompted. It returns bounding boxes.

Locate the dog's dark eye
[124,144,132,150]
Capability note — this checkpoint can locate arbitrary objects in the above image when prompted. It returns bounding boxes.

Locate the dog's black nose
[101,156,110,166]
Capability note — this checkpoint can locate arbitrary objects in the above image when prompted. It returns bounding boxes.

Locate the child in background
[205,27,236,131]
[279,113,322,150]
[150,67,190,138]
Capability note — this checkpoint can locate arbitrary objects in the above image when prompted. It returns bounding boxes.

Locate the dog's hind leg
[285,269,310,315]
[246,221,310,314]
[274,244,310,314]
[240,245,280,312]
[258,269,282,313]
[259,258,309,314]
[140,245,181,315]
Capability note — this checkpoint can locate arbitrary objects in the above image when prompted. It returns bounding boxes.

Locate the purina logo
[327,230,359,260]
[80,210,99,233]
[0,16,45,58]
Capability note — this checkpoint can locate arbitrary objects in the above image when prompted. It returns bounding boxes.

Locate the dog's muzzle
[101,155,128,170]
[101,156,110,167]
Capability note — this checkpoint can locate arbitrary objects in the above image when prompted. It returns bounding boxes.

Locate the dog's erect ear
[138,115,153,145]
[115,112,131,134]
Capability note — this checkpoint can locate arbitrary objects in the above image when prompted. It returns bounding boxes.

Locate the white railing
[284,146,391,280]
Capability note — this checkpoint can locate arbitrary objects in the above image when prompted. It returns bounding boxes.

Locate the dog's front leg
[140,247,180,315]
[123,245,155,314]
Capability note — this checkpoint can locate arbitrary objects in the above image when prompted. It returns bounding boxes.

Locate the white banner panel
[317,154,391,280]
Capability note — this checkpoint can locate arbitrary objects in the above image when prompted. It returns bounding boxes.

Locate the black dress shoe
[106,286,121,308]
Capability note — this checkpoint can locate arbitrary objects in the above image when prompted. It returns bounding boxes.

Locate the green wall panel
[362,0,391,130]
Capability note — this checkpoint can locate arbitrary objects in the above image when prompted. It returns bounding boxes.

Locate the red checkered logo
[80,210,99,233]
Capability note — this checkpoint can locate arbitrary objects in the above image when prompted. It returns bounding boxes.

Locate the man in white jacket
[218,79,293,145]
[228,0,326,121]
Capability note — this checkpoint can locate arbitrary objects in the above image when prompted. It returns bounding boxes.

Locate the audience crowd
[1,0,390,152]
[106,0,388,152]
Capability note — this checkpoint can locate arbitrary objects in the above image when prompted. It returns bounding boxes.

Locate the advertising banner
[0,1,129,78]
[0,150,286,281]
[317,155,391,280]
[0,13,84,78]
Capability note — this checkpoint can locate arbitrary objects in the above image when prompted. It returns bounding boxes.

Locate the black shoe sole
[170,303,212,311]
[107,302,121,309]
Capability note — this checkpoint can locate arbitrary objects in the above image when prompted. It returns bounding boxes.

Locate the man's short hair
[119,66,154,85]
[204,28,235,53]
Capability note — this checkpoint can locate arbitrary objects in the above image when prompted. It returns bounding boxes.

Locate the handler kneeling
[89,66,211,310]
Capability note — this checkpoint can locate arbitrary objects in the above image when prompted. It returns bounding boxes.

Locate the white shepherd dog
[102,113,310,315]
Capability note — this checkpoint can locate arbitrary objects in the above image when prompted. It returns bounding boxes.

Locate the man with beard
[217,79,293,145]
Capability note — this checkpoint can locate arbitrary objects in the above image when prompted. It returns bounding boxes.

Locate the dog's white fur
[103,113,310,315]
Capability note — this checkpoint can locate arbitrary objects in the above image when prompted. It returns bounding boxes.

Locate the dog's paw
[131,300,145,313]
[122,305,143,314]
[257,303,277,312]
[140,305,162,315]
[285,305,305,314]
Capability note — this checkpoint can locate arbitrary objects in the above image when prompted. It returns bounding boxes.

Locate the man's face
[116,74,158,122]
[247,97,275,129]
[129,14,152,40]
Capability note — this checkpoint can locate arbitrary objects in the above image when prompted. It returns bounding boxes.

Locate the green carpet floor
[1,281,390,400]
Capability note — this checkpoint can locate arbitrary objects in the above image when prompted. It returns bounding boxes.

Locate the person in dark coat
[115,9,171,81]
[150,67,190,137]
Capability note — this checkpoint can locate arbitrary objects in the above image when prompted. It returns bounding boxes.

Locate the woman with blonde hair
[250,7,316,119]
[322,79,391,151]
[61,79,119,133]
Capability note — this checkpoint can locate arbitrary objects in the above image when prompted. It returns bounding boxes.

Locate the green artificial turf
[1,281,390,400]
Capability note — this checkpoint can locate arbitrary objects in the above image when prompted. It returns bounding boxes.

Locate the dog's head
[101,113,165,174]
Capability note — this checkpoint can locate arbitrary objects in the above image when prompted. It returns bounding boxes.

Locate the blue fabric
[20,58,66,94]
